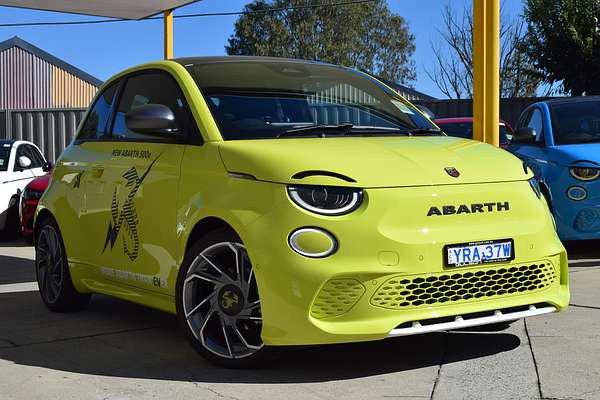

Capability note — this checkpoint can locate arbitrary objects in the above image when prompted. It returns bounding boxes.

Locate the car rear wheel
[176,229,274,368]
[35,216,91,311]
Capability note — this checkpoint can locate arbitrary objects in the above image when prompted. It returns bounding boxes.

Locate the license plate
[444,239,515,268]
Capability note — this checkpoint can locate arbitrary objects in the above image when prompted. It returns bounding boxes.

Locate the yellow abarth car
[34,57,569,368]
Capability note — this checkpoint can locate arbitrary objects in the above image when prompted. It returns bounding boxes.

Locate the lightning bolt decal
[101,155,160,261]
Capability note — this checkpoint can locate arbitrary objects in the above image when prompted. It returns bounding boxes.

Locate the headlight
[529,178,542,199]
[22,187,43,201]
[570,167,600,181]
[287,185,363,215]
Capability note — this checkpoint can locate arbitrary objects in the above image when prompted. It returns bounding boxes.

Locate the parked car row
[0,139,50,241]
[433,97,600,241]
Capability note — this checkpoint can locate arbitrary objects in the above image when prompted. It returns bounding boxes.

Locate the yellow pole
[472,0,500,146]
[164,9,174,60]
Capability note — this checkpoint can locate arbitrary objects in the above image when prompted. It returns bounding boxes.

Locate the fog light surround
[288,228,338,258]
[567,186,587,201]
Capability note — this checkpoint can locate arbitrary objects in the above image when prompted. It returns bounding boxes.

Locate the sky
[0,0,524,99]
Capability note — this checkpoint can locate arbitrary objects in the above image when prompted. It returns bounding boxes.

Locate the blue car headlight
[570,167,600,181]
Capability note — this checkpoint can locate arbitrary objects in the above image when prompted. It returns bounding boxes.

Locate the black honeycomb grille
[371,263,556,310]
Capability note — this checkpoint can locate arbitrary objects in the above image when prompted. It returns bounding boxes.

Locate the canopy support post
[473,0,500,146]
[164,9,173,60]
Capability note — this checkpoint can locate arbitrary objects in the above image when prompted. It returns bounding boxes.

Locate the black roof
[175,56,435,100]
[0,36,102,87]
[175,55,336,65]
[543,96,600,105]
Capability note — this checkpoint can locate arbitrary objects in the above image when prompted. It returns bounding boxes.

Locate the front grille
[311,279,365,319]
[371,263,556,310]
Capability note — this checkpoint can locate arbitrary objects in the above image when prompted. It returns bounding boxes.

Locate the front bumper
[237,180,569,346]
[546,166,600,241]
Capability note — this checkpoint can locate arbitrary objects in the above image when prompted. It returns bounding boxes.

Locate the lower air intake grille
[574,207,600,233]
[371,263,556,310]
[311,279,365,319]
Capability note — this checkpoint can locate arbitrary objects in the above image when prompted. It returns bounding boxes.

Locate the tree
[226,0,416,84]
[523,0,600,95]
[426,3,540,99]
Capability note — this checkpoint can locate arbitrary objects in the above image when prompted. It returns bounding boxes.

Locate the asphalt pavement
[0,239,598,400]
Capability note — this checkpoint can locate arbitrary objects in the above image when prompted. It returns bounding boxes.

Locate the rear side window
[78,83,118,140]
[111,72,191,141]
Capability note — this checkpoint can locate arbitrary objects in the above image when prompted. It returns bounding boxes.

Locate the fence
[0,108,86,162]
[414,97,552,128]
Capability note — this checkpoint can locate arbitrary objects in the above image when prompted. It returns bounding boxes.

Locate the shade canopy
[0,0,200,20]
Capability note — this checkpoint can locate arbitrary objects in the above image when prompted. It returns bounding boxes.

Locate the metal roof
[0,0,200,20]
[0,36,102,86]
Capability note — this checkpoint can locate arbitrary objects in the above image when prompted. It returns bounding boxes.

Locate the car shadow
[564,240,600,267]
[0,254,36,284]
[0,238,31,247]
[0,290,521,384]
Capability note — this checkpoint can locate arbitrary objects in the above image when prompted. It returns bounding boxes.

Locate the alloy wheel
[182,242,263,359]
[36,225,65,304]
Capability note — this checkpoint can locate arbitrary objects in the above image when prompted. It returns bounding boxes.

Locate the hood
[218,136,531,188]
[549,144,600,167]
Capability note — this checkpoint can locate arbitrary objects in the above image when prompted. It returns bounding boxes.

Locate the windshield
[184,60,436,140]
[0,145,10,171]
[550,101,600,145]
[437,121,509,144]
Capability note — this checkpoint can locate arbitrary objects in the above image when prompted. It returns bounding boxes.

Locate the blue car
[508,97,600,241]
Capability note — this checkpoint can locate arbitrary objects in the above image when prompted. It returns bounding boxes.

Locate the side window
[78,83,119,140]
[111,72,191,141]
[24,145,44,168]
[14,145,37,171]
[518,110,531,129]
[526,108,545,145]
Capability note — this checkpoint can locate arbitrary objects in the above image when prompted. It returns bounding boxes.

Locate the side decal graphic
[102,155,159,261]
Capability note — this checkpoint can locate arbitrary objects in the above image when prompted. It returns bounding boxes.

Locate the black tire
[35,215,91,312]
[176,228,277,368]
[2,196,20,240]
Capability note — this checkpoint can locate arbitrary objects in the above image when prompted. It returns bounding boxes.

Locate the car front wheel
[176,229,273,368]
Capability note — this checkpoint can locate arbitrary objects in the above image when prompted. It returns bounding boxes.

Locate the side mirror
[18,156,32,170]
[125,104,178,136]
[42,161,53,173]
[513,127,537,144]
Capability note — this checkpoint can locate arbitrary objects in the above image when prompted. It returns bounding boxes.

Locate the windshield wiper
[404,128,444,136]
[278,124,354,138]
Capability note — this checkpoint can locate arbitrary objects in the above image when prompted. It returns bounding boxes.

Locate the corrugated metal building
[0,36,101,159]
[0,36,101,109]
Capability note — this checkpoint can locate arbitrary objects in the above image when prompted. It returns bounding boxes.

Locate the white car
[0,140,47,237]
